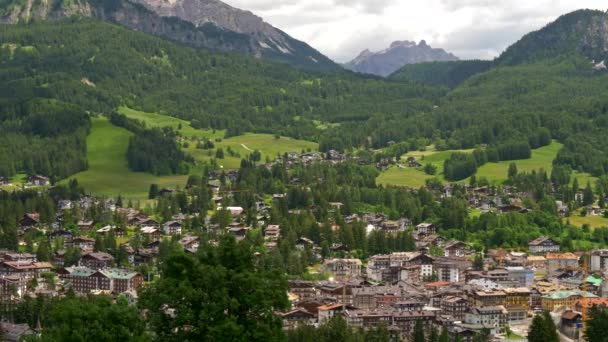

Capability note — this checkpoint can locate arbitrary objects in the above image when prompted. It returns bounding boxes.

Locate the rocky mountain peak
[343,39,459,77]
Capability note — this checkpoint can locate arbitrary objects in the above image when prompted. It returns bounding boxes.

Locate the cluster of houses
[281,234,608,341]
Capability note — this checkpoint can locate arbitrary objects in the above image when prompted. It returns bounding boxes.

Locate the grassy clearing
[473,141,561,182]
[376,141,596,188]
[120,106,318,170]
[376,147,473,187]
[187,133,318,170]
[66,117,191,200]
[568,214,608,229]
[118,106,224,140]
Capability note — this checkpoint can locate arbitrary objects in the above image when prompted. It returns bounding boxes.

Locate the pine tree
[586,305,608,342]
[541,312,559,342]
[439,328,449,342]
[413,320,425,342]
[583,181,595,206]
[94,235,105,252]
[473,252,484,271]
[528,315,545,342]
[36,241,51,262]
[508,162,518,180]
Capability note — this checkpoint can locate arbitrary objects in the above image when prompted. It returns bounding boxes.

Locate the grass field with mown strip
[66,117,192,200]
[378,141,598,188]
[120,106,318,170]
[118,106,225,139]
[568,214,608,229]
[376,147,474,187]
[473,141,561,182]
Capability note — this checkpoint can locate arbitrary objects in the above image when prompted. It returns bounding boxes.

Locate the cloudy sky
[223,0,606,62]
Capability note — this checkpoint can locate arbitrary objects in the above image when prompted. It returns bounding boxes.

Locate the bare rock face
[0,0,338,71]
[343,40,459,77]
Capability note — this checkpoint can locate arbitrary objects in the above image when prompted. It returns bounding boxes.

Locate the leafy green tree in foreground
[139,235,289,341]
[586,306,608,342]
[26,295,149,342]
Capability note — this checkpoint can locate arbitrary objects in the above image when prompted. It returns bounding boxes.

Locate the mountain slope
[0,18,442,180]
[389,9,608,87]
[344,40,459,77]
[498,9,608,66]
[0,0,338,71]
[389,60,493,88]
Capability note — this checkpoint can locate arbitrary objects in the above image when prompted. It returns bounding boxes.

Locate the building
[71,237,95,250]
[416,223,436,236]
[27,175,50,186]
[545,253,579,274]
[80,252,114,269]
[505,267,534,287]
[19,213,40,230]
[352,286,402,310]
[288,280,317,300]
[322,259,362,279]
[529,237,560,254]
[392,300,426,312]
[0,275,27,300]
[77,220,95,232]
[345,309,436,341]
[318,303,356,324]
[465,306,508,335]
[162,221,182,236]
[140,226,161,241]
[590,249,608,272]
[444,241,467,257]
[282,308,316,330]
[1,322,34,342]
[367,252,434,283]
[265,225,281,241]
[58,266,143,294]
[470,290,506,307]
[503,288,531,322]
[440,296,469,320]
[541,290,598,311]
[434,257,465,283]
[0,261,53,281]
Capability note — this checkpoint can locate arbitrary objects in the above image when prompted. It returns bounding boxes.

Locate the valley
[1,4,608,342]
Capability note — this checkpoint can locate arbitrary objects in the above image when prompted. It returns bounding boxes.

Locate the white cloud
[223,0,607,62]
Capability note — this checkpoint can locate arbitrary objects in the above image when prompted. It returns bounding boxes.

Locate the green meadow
[66,110,318,198]
[377,141,596,188]
[118,106,224,139]
[120,106,318,170]
[376,147,474,187]
[66,117,191,200]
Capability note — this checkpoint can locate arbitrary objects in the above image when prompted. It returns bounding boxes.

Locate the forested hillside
[2,9,608,183]
[388,60,493,88]
[389,10,608,87]
[0,18,442,179]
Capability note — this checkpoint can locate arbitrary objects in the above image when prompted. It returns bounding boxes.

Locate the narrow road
[241,144,253,152]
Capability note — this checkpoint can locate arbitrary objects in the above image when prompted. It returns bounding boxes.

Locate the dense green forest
[388,60,493,88]
[1,10,608,181]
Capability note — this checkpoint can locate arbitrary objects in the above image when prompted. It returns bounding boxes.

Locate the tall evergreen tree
[413,320,425,342]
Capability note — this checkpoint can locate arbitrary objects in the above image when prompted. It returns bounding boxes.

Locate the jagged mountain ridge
[343,40,459,77]
[0,0,338,71]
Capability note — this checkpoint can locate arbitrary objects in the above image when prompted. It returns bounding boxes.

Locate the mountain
[389,9,608,87]
[0,0,338,71]
[498,9,608,66]
[343,40,459,77]
[0,18,441,179]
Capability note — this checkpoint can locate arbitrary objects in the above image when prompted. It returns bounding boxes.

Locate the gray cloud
[223,0,607,62]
